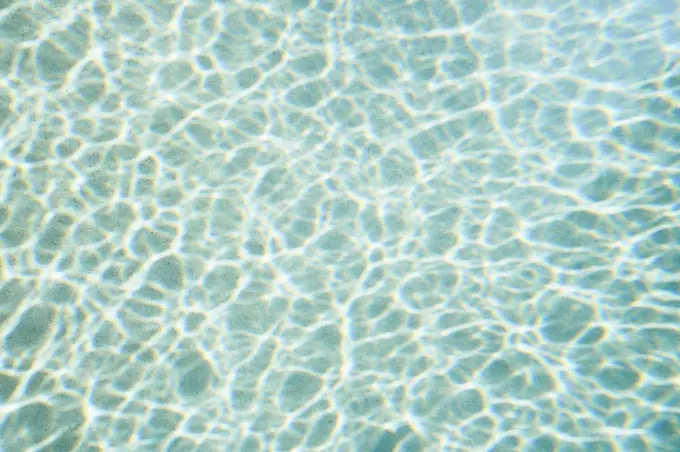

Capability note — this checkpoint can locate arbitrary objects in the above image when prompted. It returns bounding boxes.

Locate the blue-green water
[0,0,679,451]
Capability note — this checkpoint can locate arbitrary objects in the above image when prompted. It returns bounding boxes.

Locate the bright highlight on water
[0,0,678,451]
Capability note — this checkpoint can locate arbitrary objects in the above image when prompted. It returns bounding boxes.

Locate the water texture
[0,0,679,451]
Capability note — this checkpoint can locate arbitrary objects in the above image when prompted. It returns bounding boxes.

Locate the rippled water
[0,0,678,451]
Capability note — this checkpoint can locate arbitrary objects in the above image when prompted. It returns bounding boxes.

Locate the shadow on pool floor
[372,425,423,452]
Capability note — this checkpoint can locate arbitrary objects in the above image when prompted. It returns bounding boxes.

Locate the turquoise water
[0,0,679,450]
